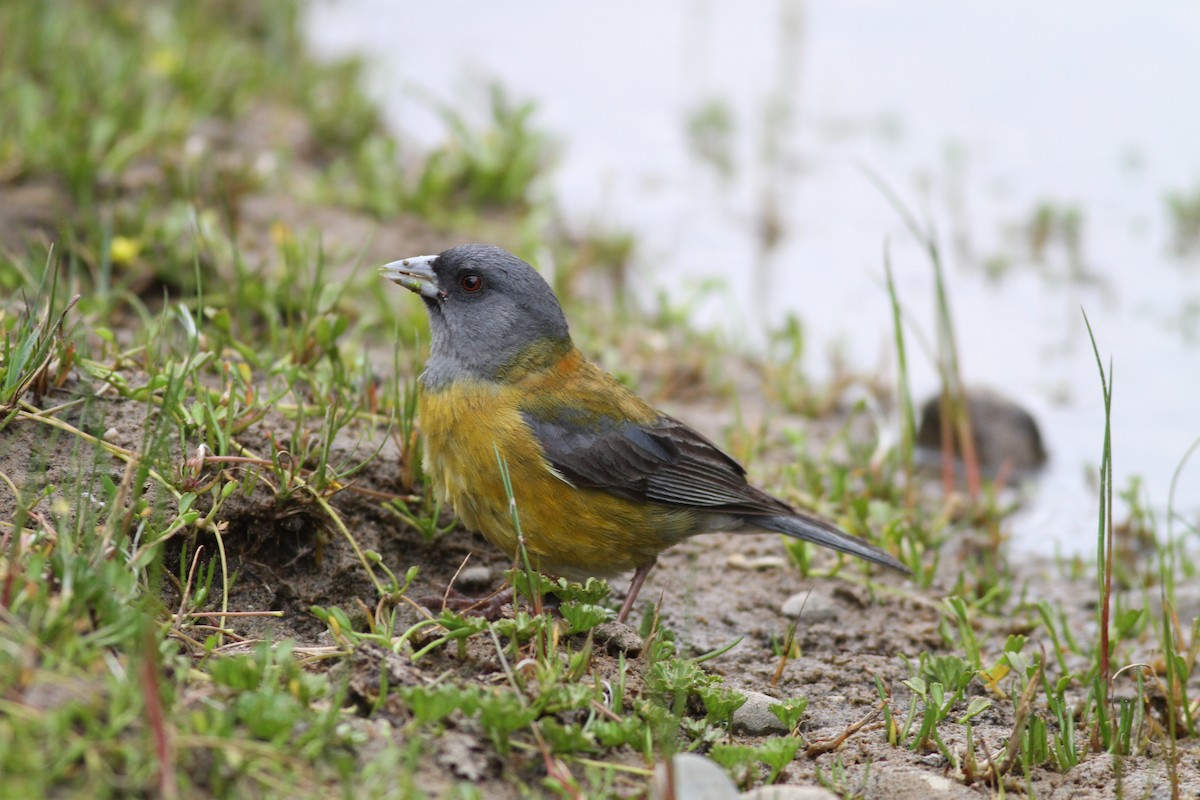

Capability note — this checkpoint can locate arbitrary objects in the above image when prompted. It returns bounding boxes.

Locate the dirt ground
[4,364,1198,798]
[3,109,1198,798]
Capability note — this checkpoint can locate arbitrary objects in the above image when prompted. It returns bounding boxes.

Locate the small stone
[780,588,839,624]
[741,786,838,800]
[653,753,739,800]
[454,566,493,590]
[920,752,944,766]
[731,690,790,736]
[436,730,491,782]
[727,553,788,570]
[592,622,644,657]
[866,766,978,799]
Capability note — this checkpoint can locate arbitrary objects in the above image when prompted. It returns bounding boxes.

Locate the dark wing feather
[522,409,793,516]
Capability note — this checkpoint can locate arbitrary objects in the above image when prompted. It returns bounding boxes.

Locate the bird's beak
[379,255,444,299]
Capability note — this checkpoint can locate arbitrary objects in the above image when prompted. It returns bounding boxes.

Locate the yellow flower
[149,47,180,77]
[270,221,293,247]
[110,236,142,265]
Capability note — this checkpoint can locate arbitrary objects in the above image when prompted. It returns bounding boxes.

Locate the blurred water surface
[308,0,1200,555]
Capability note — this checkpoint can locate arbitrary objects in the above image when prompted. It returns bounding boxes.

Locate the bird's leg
[616,559,656,624]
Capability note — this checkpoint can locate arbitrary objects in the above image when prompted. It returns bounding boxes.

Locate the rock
[653,752,739,800]
[741,786,838,800]
[727,553,788,570]
[593,622,644,657]
[865,766,978,799]
[916,387,1047,476]
[780,588,840,624]
[731,691,791,736]
[435,730,493,782]
[454,565,493,589]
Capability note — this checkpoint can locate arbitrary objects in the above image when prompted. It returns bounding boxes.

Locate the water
[307,0,1200,555]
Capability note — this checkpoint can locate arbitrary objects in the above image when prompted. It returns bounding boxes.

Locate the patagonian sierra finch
[381,244,909,623]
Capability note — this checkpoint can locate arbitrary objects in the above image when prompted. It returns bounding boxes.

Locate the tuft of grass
[1082,310,1117,751]
[869,172,982,500]
[884,244,917,510]
[684,98,736,181]
[0,1,380,208]
[1165,182,1200,256]
[1026,200,1086,276]
[0,255,79,422]
[327,81,555,223]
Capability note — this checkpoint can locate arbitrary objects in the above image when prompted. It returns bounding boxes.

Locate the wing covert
[521,408,792,516]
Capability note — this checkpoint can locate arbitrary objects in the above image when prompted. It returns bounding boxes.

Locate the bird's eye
[459,274,484,292]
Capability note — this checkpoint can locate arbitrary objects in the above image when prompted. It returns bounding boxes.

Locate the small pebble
[780,588,839,624]
[741,786,838,800]
[592,622,644,657]
[653,753,739,800]
[731,690,791,736]
[867,766,978,799]
[454,565,493,590]
[727,553,788,571]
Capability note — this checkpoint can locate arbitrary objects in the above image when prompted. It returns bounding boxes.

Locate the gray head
[380,244,571,388]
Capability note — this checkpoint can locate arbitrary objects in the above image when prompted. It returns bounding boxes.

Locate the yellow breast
[418,370,696,579]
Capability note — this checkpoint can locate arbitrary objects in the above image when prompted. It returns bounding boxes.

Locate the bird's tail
[756,513,910,574]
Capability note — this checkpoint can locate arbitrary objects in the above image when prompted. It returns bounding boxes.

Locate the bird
[380,244,909,623]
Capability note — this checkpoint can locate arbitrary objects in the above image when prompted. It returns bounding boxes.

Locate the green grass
[867,180,1198,793]
[1165,181,1200,256]
[2,1,1197,798]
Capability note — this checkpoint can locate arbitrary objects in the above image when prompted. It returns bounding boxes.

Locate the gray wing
[523,408,911,573]
[521,409,793,516]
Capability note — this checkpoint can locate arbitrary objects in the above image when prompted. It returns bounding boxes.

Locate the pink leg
[616,560,656,624]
